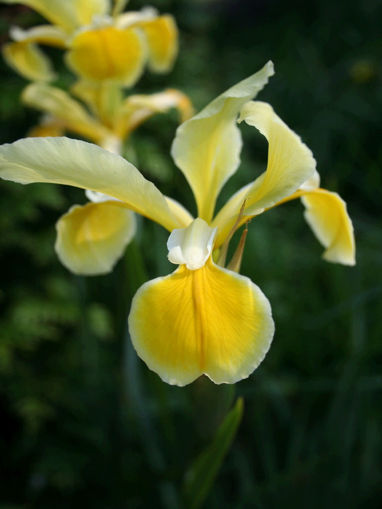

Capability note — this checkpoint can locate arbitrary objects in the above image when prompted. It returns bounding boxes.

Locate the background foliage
[0,0,381,507]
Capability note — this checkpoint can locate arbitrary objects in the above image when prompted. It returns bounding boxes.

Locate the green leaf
[183,397,244,509]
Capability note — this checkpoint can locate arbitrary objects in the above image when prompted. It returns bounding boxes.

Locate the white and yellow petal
[22,83,111,143]
[171,61,275,222]
[0,137,188,232]
[55,200,136,275]
[129,258,274,386]
[301,189,355,266]
[66,26,146,86]
[3,41,55,81]
[213,100,316,246]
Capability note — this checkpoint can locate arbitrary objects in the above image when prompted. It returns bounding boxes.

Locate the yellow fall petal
[0,137,187,232]
[66,26,146,86]
[171,61,274,222]
[301,189,355,266]
[55,200,136,275]
[22,83,111,143]
[129,259,274,386]
[139,15,178,73]
[213,100,316,246]
[3,41,55,82]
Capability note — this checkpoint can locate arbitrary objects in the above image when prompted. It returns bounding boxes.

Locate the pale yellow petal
[0,137,186,232]
[2,0,110,31]
[171,61,274,222]
[139,15,178,73]
[129,259,274,386]
[3,41,55,81]
[115,89,193,138]
[213,101,316,246]
[22,83,111,143]
[66,26,146,86]
[301,188,355,265]
[55,200,135,275]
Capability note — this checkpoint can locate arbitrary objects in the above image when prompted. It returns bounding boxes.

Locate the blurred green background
[0,0,381,507]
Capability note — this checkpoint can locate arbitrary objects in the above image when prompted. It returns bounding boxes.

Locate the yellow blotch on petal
[67,26,146,85]
[3,41,55,82]
[129,259,274,386]
[140,15,178,73]
[302,189,355,266]
[55,200,136,275]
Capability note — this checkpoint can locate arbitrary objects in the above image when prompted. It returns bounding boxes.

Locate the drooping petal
[22,83,111,143]
[55,200,135,275]
[2,0,110,32]
[66,26,146,86]
[213,100,316,246]
[114,89,193,138]
[0,137,186,232]
[301,189,355,266]
[129,259,274,386]
[171,61,275,222]
[139,15,178,73]
[3,41,55,81]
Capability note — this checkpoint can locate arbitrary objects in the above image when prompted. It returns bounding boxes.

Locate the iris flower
[0,62,355,386]
[2,0,178,85]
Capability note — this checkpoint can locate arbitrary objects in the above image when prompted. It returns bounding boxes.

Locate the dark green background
[0,0,381,507]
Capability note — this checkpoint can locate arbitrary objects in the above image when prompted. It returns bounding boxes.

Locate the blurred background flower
[0,0,381,508]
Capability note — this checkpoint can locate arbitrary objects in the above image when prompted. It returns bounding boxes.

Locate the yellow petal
[22,83,111,143]
[55,200,135,275]
[171,61,274,222]
[213,101,316,246]
[301,188,355,265]
[66,26,146,86]
[139,15,178,73]
[10,25,67,47]
[115,89,194,138]
[2,0,110,32]
[129,259,274,386]
[3,41,55,81]
[0,137,187,232]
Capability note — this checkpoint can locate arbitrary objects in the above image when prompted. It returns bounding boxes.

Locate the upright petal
[171,62,274,222]
[2,0,110,32]
[301,189,355,265]
[55,200,136,275]
[66,26,146,86]
[213,101,316,246]
[22,83,111,142]
[0,137,186,232]
[3,41,55,81]
[129,259,274,386]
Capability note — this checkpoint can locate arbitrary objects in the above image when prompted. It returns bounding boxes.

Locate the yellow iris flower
[0,62,355,386]
[2,0,178,85]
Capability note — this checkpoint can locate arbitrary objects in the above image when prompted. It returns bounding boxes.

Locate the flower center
[167,218,217,270]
